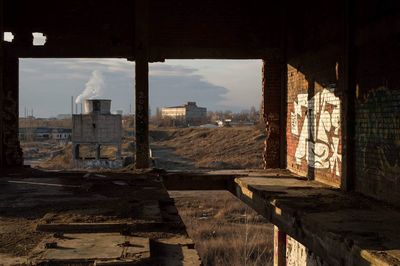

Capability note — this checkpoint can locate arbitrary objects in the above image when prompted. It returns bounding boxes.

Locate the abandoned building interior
[0,0,400,265]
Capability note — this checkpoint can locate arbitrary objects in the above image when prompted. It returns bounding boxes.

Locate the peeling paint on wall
[290,87,341,176]
[286,236,327,266]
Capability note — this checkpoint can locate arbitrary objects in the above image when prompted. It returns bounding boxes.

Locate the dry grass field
[170,191,273,266]
[151,126,265,169]
[152,126,273,265]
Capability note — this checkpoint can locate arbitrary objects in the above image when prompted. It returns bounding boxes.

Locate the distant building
[161,102,207,125]
[19,127,71,141]
[51,128,72,140]
[72,99,123,168]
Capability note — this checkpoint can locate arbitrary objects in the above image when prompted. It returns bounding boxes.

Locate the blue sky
[19,58,262,118]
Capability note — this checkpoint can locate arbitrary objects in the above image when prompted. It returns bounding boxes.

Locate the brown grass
[151,126,265,169]
[34,142,131,170]
[170,191,273,266]
[35,143,73,170]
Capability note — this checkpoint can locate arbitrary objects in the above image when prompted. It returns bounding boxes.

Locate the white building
[161,102,207,125]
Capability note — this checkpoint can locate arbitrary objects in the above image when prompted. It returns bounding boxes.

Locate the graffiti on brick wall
[290,88,341,176]
[358,87,400,179]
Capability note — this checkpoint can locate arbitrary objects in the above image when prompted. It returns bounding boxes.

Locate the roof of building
[164,105,186,109]
[164,102,206,109]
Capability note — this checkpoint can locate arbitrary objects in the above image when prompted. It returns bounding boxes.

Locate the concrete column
[116,143,122,160]
[1,54,23,167]
[95,144,101,159]
[273,226,286,266]
[262,58,284,169]
[340,0,356,191]
[134,0,150,169]
[0,0,4,168]
[135,59,149,168]
[73,144,80,160]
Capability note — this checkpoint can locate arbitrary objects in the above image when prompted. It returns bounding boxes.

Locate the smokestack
[84,99,111,114]
[71,96,74,115]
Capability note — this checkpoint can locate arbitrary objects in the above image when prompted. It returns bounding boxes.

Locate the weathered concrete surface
[31,233,150,264]
[160,168,400,265]
[72,114,122,144]
[231,169,400,266]
[0,168,200,265]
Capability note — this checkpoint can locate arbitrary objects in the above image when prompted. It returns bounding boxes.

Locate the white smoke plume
[75,70,105,103]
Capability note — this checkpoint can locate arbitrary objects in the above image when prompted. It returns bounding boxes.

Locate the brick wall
[354,22,400,205]
[284,0,343,186]
[262,58,283,168]
[284,1,400,202]
[286,50,342,187]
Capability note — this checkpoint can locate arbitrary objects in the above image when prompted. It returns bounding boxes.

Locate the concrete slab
[151,237,201,266]
[31,233,149,263]
[0,169,195,265]
[232,172,400,266]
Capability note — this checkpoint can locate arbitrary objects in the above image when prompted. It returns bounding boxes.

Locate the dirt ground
[151,126,265,169]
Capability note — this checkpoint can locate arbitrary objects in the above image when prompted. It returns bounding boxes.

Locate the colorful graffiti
[291,88,341,176]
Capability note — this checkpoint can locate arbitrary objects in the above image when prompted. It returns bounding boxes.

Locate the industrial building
[72,99,123,168]
[161,102,207,125]
[18,127,71,141]
[0,1,399,265]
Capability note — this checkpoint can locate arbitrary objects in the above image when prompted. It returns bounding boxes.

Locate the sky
[19,58,262,118]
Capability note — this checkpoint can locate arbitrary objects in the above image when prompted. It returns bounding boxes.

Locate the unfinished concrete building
[72,99,123,168]
[1,1,400,265]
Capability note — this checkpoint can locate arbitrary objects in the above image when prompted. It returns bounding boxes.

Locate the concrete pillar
[340,0,356,191]
[273,226,286,266]
[95,144,101,159]
[73,144,80,160]
[135,59,149,168]
[0,0,4,168]
[262,58,284,169]
[1,54,23,167]
[116,143,122,160]
[134,0,150,169]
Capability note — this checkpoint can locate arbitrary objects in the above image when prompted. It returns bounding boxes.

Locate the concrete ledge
[231,170,400,266]
[161,171,243,190]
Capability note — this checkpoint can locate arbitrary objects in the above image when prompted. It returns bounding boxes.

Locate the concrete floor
[0,168,200,265]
